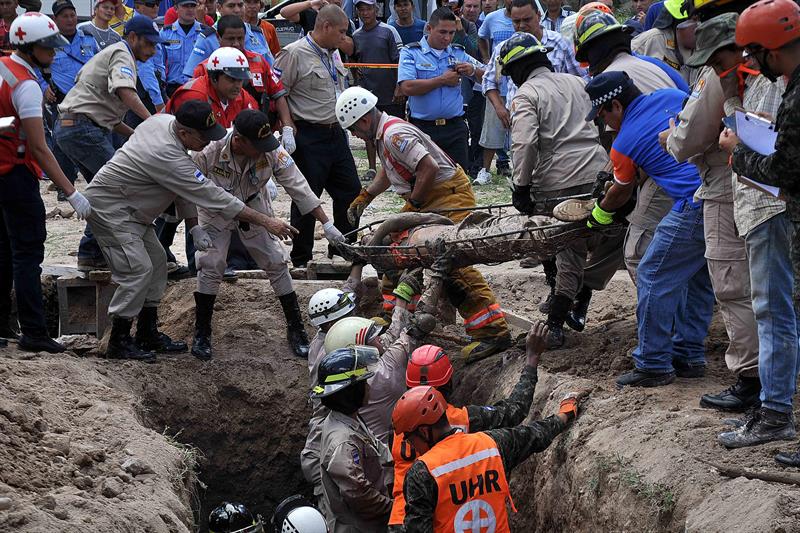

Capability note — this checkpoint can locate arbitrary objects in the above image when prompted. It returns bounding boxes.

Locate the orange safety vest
[418,431,515,533]
[388,404,469,526]
[0,56,42,177]
[165,74,257,128]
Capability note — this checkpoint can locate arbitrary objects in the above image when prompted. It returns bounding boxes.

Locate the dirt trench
[4,273,800,532]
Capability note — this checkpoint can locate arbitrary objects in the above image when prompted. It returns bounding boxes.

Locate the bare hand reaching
[525,321,549,369]
[260,215,299,239]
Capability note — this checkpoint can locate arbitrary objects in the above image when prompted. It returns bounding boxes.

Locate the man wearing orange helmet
[718,0,800,459]
[387,321,549,531]
[392,383,580,531]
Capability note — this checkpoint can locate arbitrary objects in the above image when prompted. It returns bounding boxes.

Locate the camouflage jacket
[402,416,567,532]
[466,366,539,432]
[732,65,800,221]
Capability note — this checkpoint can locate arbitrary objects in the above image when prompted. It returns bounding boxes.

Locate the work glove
[266,178,278,201]
[281,126,296,154]
[322,220,345,243]
[558,392,580,422]
[189,225,214,251]
[393,268,423,303]
[407,312,436,339]
[586,203,615,229]
[66,190,91,220]
[511,184,534,215]
[590,171,613,199]
[347,188,375,226]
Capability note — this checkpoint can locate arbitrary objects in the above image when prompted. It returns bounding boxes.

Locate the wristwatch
[408,198,424,209]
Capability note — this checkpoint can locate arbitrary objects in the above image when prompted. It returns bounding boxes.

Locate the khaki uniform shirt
[666,66,731,202]
[510,67,608,193]
[319,410,393,533]
[375,112,456,196]
[192,132,321,231]
[274,35,348,124]
[631,27,696,85]
[85,115,244,245]
[59,41,138,129]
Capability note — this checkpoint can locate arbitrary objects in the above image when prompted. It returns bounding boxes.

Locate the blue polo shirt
[611,89,701,208]
[160,20,203,86]
[47,29,98,95]
[477,9,514,51]
[397,37,483,120]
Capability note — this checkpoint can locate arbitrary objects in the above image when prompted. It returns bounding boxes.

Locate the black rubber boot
[775,449,800,467]
[192,292,215,361]
[700,375,761,412]
[107,316,156,362]
[545,294,573,349]
[135,306,187,353]
[538,259,557,314]
[280,291,310,358]
[718,407,796,448]
[565,286,592,332]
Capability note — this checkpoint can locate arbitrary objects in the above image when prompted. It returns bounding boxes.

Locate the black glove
[512,184,534,215]
[591,171,613,199]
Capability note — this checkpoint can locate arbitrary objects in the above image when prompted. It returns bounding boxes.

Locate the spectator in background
[390,0,425,44]
[481,0,498,22]
[0,0,17,51]
[462,0,481,28]
[352,0,403,181]
[127,0,167,125]
[110,0,135,34]
[161,0,204,96]
[78,0,123,49]
[461,0,484,176]
[624,0,651,36]
[644,0,664,30]
[244,0,281,56]
[280,0,355,57]
[164,0,216,25]
[542,0,574,32]
[443,0,479,56]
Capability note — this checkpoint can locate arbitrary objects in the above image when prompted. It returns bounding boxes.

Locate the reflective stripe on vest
[0,56,40,177]
[464,303,504,332]
[388,404,469,526]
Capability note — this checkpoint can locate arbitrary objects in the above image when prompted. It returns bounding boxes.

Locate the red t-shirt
[166,75,258,128]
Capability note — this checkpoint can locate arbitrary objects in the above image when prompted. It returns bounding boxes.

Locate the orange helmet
[736,0,800,50]
[575,1,614,30]
[392,386,448,434]
[406,345,454,387]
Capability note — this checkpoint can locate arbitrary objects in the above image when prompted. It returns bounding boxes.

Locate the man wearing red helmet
[718,0,800,461]
[392,381,580,532]
[388,322,549,530]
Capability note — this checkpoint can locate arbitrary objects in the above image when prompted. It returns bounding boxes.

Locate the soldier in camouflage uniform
[718,0,800,457]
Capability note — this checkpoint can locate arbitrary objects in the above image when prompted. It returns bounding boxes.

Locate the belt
[58,112,105,130]
[409,115,463,127]
[295,120,341,129]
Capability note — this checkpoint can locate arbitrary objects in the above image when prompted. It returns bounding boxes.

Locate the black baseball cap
[52,0,76,15]
[584,71,634,122]
[233,109,281,152]
[175,100,227,142]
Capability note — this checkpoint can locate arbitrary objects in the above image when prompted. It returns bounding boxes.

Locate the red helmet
[736,0,800,50]
[575,1,614,29]
[406,345,453,387]
[392,386,447,434]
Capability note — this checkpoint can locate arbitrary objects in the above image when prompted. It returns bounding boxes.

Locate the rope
[343,63,399,68]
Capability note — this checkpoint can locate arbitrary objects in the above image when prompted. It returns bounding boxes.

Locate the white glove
[267,178,278,201]
[66,190,91,220]
[189,225,214,251]
[323,220,345,243]
[282,126,296,154]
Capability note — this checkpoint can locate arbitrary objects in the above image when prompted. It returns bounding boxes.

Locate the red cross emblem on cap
[211,57,220,67]
[236,56,245,65]
[14,27,26,41]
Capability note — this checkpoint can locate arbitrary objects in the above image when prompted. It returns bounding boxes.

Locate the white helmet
[335,87,378,129]
[271,495,326,533]
[207,47,251,80]
[10,12,68,49]
[308,288,356,327]
[323,316,383,353]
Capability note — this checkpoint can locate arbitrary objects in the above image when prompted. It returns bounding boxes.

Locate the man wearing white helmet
[339,86,513,364]
[0,12,91,353]
[271,495,327,533]
[165,46,257,127]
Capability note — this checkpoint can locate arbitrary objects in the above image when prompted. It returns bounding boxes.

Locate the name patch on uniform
[276,149,294,169]
[255,159,270,170]
[194,169,206,183]
[213,165,232,178]
[690,78,706,99]
[390,133,408,153]
[120,66,134,78]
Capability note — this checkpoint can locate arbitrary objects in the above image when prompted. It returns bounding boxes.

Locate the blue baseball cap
[123,14,166,43]
[584,71,634,122]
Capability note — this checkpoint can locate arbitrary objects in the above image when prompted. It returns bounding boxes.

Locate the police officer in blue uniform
[397,7,484,169]
[181,0,272,78]
[160,0,204,96]
[127,0,167,128]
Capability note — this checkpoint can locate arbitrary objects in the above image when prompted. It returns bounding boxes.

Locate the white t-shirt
[7,55,42,120]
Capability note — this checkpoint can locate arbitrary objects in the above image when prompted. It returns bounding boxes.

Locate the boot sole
[552,199,596,222]
[719,430,797,449]
[699,397,760,413]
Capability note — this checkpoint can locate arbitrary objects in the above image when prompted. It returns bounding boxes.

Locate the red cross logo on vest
[236,56,245,65]
[211,57,220,67]
[14,27,26,41]
[453,499,497,533]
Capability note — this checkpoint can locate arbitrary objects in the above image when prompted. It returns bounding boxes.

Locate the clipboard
[735,110,777,156]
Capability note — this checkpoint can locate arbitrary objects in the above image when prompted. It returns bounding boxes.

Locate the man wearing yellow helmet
[632,0,697,83]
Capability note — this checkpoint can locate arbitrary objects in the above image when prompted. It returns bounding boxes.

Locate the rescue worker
[273,5,361,269]
[339,86,513,362]
[208,501,264,532]
[661,12,760,411]
[499,33,623,348]
[54,14,160,272]
[160,0,204,96]
[83,100,298,362]
[270,495,327,533]
[573,10,686,282]
[388,321,549,531]
[190,109,344,360]
[584,71,714,388]
[166,46,257,127]
[0,12,92,352]
[312,346,394,532]
[397,7,485,169]
[718,0,800,457]
[631,0,696,83]
[394,386,579,532]
[182,0,272,78]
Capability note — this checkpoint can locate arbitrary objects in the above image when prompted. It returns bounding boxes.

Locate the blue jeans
[745,213,799,413]
[633,203,715,372]
[54,117,115,261]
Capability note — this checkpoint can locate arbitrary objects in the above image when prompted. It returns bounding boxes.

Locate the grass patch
[592,453,676,519]
[162,427,206,525]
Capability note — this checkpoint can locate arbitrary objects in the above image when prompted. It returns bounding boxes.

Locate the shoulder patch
[194,169,206,183]
[276,149,294,169]
[390,133,409,153]
[405,41,422,48]
[119,66,134,78]
[690,77,706,99]
[201,26,216,37]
